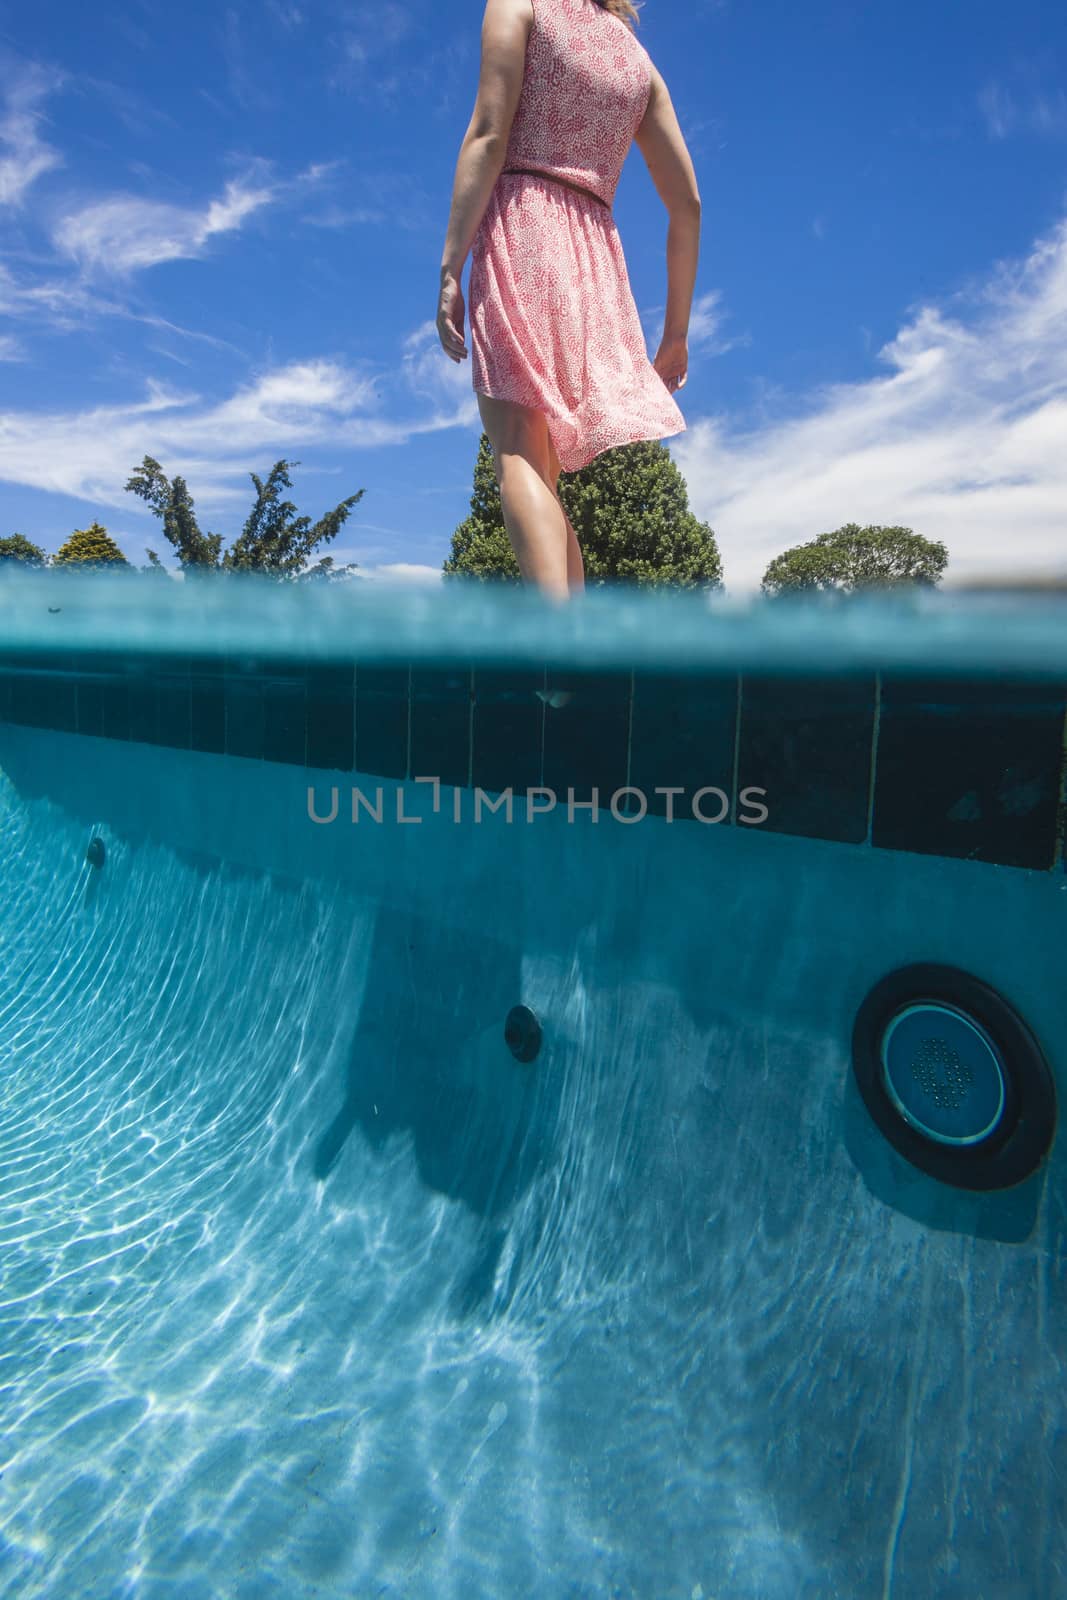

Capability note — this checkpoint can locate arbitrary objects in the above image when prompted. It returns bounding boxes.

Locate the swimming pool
[1,572,1064,1599]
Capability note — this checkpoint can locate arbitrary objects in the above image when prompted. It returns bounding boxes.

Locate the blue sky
[0,0,1064,590]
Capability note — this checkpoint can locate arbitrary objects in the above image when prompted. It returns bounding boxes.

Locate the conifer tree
[444,435,722,587]
[52,522,129,568]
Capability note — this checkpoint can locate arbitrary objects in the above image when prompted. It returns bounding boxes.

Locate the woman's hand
[653,333,688,396]
[437,271,468,363]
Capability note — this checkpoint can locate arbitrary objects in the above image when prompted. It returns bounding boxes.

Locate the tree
[761,523,949,596]
[125,456,364,576]
[0,534,48,566]
[222,461,363,577]
[52,522,129,568]
[444,435,722,587]
[125,457,223,569]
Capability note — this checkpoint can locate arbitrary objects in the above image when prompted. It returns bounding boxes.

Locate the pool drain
[851,964,1055,1190]
[504,1005,541,1064]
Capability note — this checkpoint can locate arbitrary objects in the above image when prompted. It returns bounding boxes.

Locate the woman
[437,0,701,599]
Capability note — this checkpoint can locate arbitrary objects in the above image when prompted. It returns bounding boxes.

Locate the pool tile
[306,666,355,772]
[873,678,1067,869]
[738,675,877,844]
[541,670,632,811]
[355,667,409,780]
[127,675,160,746]
[411,667,473,791]
[153,658,193,751]
[630,673,739,821]
[67,652,119,740]
[471,669,545,797]
[223,656,265,761]
[6,654,78,733]
[72,655,132,743]
[261,667,308,766]
[189,665,226,756]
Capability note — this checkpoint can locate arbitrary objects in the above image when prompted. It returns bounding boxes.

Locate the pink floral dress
[468,0,687,473]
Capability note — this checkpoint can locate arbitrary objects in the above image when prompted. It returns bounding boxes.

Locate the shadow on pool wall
[311,904,555,1215]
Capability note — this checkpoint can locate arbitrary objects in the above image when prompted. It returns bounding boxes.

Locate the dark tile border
[872,679,1066,870]
[1,653,1065,873]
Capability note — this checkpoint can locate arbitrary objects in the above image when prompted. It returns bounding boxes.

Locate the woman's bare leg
[476,393,570,600]
[545,433,585,593]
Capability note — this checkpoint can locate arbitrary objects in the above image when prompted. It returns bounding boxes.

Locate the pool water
[0,576,1065,1599]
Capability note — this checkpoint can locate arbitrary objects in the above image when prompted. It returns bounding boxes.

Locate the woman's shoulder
[484,0,535,23]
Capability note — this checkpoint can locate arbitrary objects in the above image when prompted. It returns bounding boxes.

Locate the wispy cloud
[0,353,475,511]
[978,80,1067,141]
[644,289,749,359]
[674,214,1067,589]
[52,174,278,275]
[0,261,245,355]
[332,1,414,73]
[0,261,129,327]
[688,289,750,356]
[402,319,479,412]
[48,159,333,276]
[73,74,180,141]
[0,62,64,208]
[324,3,469,117]
[266,0,305,30]
[0,333,24,361]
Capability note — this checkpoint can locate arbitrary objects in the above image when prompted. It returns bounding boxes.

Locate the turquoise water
[4,567,1067,676]
[1,579,1065,1598]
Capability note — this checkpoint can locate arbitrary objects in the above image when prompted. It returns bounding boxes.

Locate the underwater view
[1,574,1064,1598]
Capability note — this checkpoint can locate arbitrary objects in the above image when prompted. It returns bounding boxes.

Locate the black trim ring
[851,964,1056,1191]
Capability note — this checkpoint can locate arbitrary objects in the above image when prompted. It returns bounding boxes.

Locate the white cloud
[402,318,481,418]
[0,333,23,360]
[52,176,278,275]
[688,289,750,356]
[355,562,443,585]
[0,63,63,207]
[49,160,337,277]
[0,355,475,509]
[674,214,1067,590]
[643,288,749,360]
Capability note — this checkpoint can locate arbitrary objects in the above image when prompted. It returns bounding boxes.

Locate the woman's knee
[479,397,552,487]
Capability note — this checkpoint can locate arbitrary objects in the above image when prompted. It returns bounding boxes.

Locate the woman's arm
[439,0,532,280]
[634,67,702,394]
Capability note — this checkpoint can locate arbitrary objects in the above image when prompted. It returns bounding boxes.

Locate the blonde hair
[594,0,643,29]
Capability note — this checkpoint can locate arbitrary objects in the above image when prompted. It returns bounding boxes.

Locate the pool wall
[1,715,1063,1236]
[1,652,1065,871]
